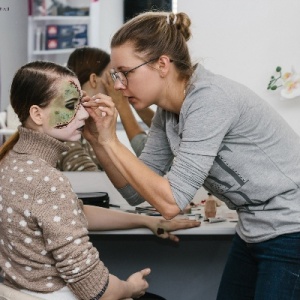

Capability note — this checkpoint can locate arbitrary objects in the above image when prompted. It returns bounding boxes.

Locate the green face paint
[48,80,82,129]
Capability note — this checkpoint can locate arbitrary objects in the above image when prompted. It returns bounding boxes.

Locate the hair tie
[173,15,177,25]
[166,14,170,24]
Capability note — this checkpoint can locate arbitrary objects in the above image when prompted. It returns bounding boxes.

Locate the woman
[57,47,154,171]
[0,61,200,300]
[82,11,300,300]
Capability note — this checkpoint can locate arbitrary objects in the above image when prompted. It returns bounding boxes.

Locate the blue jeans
[217,232,300,300]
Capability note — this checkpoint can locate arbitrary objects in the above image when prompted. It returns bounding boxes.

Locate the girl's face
[41,77,89,142]
[110,43,163,110]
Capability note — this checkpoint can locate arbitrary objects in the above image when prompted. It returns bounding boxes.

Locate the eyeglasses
[110,57,158,87]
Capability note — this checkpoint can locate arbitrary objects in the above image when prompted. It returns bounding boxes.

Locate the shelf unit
[28,14,91,65]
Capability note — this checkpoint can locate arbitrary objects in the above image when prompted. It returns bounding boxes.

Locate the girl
[0,61,200,300]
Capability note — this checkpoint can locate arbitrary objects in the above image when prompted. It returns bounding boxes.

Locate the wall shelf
[32,16,89,21]
[28,1,91,64]
[33,49,75,55]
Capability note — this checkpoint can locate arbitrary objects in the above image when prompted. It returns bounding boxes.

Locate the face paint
[48,80,82,129]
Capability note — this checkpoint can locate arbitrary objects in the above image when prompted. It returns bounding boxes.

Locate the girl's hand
[150,218,201,242]
[126,268,151,298]
[82,93,118,145]
[102,71,125,107]
[102,72,132,116]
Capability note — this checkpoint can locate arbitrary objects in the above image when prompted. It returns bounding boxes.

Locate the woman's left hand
[82,93,118,146]
[150,218,200,242]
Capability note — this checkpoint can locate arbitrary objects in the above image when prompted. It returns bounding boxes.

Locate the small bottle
[204,193,217,219]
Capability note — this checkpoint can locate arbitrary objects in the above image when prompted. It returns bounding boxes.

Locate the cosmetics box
[77,192,110,208]
[72,37,88,47]
[46,37,73,50]
[46,25,75,39]
[45,24,88,49]
[72,24,88,37]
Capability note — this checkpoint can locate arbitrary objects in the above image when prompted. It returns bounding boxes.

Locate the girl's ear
[29,105,44,126]
[88,73,98,89]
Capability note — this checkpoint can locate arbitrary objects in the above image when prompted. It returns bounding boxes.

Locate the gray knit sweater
[119,64,300,243]
[0,126,109,299]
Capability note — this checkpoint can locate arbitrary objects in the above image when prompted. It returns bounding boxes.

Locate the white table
[90,219,236,236]
[64,171,236,300]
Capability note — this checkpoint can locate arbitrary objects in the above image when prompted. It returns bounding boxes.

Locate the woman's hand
[82,93,118,146]
[81,94,99,143]
[149,218,201,242]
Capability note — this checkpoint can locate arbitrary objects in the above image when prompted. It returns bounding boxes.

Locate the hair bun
[172,12,192,42]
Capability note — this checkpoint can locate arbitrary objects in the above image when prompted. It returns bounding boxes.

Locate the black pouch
[77,192,110,208]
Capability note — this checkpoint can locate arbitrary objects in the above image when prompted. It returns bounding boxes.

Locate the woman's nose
[114,80,126,90]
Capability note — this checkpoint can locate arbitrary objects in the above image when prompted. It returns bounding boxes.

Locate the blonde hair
[111,12,193,81]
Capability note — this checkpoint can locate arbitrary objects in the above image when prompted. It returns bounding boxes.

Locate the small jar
[204,193,217,219]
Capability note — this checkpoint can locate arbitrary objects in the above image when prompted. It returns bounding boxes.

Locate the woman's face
[110,43,162,110]
[41,77,89,141]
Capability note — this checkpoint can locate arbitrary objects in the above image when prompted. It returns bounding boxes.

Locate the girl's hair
[0,61,76,161]
[111,12,193,81]
[67,47,110,86]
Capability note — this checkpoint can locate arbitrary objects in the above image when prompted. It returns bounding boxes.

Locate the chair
[0,283,44,300]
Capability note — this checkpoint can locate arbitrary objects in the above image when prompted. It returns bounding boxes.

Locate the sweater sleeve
[32,170,109,300]
[130,133,148,157]
[56,140,99,171]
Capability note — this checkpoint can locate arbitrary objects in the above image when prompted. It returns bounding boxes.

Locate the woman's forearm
[101,139,180,219]
[82,96,179,218]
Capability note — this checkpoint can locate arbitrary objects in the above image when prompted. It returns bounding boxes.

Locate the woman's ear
[89,73,98,89]
[29,105,44,126]
[157,55,172,78]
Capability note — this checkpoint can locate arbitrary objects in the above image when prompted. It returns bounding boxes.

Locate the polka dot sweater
[57,139,102,172]
[56,133,148,172]
[0,127,109,300]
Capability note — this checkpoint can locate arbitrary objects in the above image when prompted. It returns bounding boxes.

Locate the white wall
[2,0,300,142]
[80,0,300,155]
[90,0,124,53]
[89,0,300,141]
[0,0,28,111]
[177,0,300,135]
